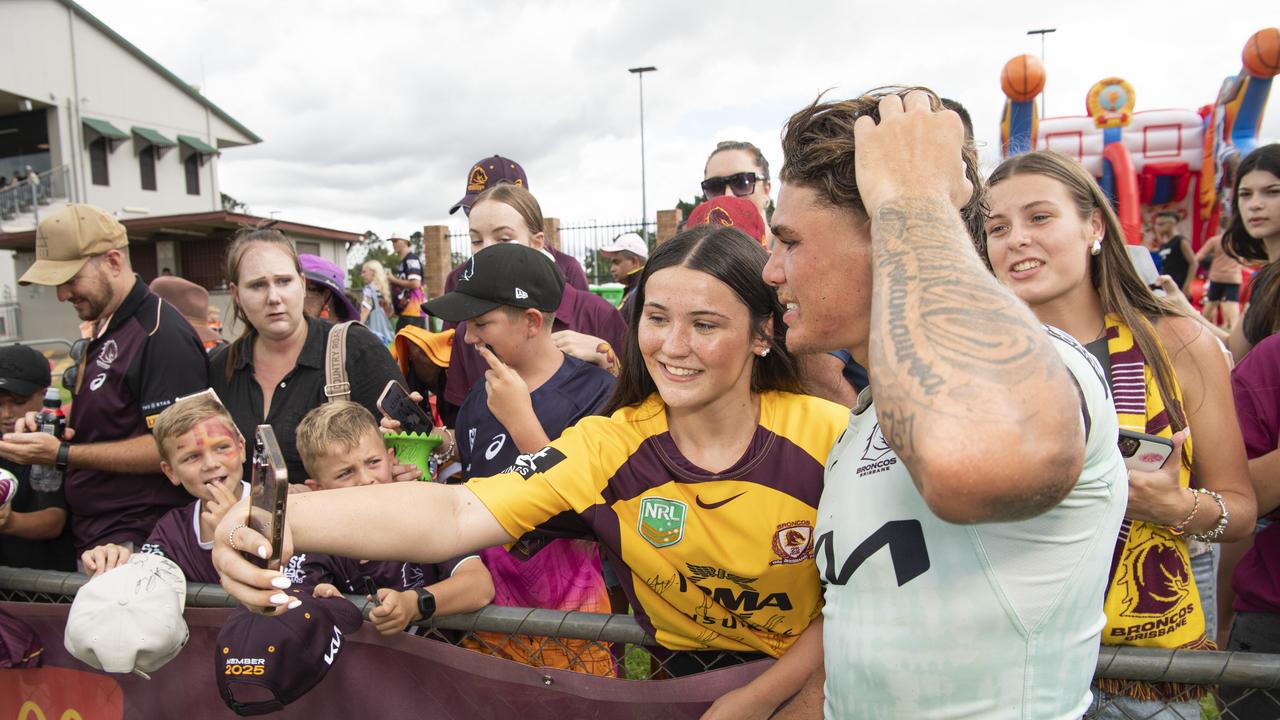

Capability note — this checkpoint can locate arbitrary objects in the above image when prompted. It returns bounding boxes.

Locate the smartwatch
[55,441,71,471]
[413,587,437,621]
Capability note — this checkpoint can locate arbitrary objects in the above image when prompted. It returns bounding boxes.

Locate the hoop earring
[1090,238,1102,256]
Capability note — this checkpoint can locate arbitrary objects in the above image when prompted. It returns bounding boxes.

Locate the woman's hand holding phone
[211,490,298,615]
[1124,430,1193,526]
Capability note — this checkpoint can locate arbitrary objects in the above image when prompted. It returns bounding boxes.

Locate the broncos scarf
[1096,314,1214,702]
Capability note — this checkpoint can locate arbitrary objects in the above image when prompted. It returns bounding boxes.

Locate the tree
[221,192,247,213]
[350,233,399,291]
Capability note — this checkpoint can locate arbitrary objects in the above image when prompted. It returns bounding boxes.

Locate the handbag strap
[324,321,357,402]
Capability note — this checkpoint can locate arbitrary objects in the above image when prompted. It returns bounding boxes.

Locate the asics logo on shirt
[694,491,746,510]
[485,433,507,460]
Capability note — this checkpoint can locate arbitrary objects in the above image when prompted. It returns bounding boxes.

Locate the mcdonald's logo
[17,701,84,720]
[0,666,123,720]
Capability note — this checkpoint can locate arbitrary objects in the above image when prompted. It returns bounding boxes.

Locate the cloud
[75,0,1279,240]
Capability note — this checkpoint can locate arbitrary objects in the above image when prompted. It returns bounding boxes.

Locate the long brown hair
[601,224,802,415]
[986,151,1192,434]
[471,183,543,238]
[1222,144,1280,345]
[220,222,303,380]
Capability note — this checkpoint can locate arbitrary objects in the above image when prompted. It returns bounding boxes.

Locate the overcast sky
[76,0,1278,239]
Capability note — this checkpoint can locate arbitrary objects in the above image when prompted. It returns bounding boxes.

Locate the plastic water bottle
[29,388,66,493]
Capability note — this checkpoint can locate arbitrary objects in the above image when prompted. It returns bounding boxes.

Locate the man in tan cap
[0,204,209,556]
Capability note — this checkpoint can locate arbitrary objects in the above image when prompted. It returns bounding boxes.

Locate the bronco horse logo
[1117,533,1192,618]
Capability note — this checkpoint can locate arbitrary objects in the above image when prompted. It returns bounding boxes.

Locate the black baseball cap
[215,589,362,716]
[0,345,51,397]
[424,243,565,322]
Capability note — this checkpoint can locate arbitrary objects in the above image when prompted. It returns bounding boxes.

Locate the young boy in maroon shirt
[81,393,244,582]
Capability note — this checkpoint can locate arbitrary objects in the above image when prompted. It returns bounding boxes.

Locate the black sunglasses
[62,337,90,393]
[701,172,766,199]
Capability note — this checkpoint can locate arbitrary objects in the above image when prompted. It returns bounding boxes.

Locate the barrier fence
[448,219,656,286]
[4,566,1280,718]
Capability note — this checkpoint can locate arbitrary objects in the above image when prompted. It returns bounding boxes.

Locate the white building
[0,0,357,342]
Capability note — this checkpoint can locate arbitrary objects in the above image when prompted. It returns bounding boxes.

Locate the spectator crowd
[2,86,1280,720]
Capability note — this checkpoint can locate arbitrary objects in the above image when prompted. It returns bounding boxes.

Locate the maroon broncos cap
[215,589,363,716]
[448,155,528,215]
[686,195,766,245]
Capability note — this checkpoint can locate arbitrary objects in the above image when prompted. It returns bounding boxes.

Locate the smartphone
[246,425,288,570]
[377,380,434,434]
[1118,429,1175,472]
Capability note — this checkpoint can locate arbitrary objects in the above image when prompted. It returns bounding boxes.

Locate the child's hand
[477,345,535,431]
[379,392,425,434]
[369,587,419,636]
[81,543,131,577]
[387,449,423,483]
[312,583,342,599]
[201,481,240,530]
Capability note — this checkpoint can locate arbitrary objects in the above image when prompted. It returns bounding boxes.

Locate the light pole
[628,66,656,236]
[1026,28,1056,117]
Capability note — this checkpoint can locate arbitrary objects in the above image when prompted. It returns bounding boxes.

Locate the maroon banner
[1,602,770,719]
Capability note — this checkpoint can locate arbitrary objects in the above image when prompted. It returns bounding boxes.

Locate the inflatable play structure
[1000,28,1279,249]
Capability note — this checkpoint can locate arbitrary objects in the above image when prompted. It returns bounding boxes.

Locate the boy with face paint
[80,393,245,582]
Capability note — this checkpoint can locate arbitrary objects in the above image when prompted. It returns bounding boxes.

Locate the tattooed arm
[856,91,1084,524]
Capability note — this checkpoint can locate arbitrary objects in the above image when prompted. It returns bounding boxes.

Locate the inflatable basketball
[1243,28,1280,78]
[1001,55,1046,102]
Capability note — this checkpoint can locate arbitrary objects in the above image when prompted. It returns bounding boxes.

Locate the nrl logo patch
[638,497,687,548]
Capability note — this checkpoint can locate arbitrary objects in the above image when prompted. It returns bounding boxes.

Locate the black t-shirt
[210,316,408,483]
[1158,236,1192,285]
[0,459,75,571]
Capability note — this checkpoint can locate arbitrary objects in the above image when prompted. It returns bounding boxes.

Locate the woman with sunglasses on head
[213,225,848,720]
[982,150,1255,718]
[1222,144,1280,361]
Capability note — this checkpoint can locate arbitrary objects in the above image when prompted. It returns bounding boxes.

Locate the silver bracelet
[430,427,455,461]
[1188,488,1230,543]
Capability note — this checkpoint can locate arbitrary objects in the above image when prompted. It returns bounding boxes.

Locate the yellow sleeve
[465,415,637,541]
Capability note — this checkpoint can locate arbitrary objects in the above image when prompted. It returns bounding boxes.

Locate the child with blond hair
[291,401,492,635]
[81,393,244,582]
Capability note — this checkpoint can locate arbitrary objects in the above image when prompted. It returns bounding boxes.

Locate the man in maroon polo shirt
[0,205,208,554]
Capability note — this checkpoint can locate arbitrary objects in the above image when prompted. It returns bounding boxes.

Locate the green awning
[82,117,129,140]
[131,126,176,148]
[177,134,218,155]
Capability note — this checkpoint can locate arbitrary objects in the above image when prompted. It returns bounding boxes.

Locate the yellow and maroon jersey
[467,390,846,656]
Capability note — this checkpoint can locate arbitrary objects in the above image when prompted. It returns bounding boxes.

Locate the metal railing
[5,565,1280,713]
[0,165,70,222]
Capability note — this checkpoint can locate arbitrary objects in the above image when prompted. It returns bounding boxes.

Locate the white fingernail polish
[287,599,302,609]
[258,546,269,559]
[270,593,290,605]
[270,576,291,589]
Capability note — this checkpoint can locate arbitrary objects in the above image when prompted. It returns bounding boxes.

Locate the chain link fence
[4,566,1280,715]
